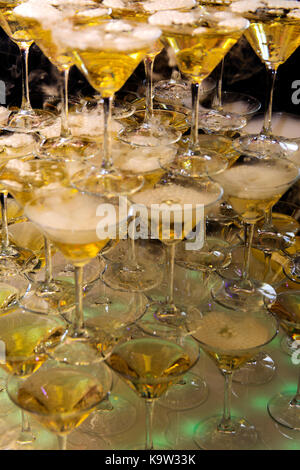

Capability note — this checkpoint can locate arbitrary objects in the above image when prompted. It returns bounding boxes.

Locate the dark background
[1,28,300,118]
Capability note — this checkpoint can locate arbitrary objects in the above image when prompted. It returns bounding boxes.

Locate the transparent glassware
[105,324,200,450]
[0,6,55,130]
[53,18,161,196]
[149,8,249,176]
[0,309,66,450]
[267,290,300,430]
[211,154,300,312]
[7,359,112,450]
[188,300,278,450]
[233,2,300,156]
[0,158,80,315]
[131,175,223,329]
[24,187,132,365]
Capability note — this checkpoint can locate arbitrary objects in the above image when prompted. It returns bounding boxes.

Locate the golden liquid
[0,160,70,208]
[107,338,192,399]
[73,47,150,97]
[163,28,243,83]
[16,368,106,434]
[228,193,281,223]
[53,238,110,265]
[269,293,300,343]
[0,3,33,47]
[0,312,64,377]
[13,14,74,71]
[245,18,300,70]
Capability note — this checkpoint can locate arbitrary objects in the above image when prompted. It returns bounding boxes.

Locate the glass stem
[290,369,300,406]
[144,399,155,450]
[102,96,113,172]
[263,208,273,231]
[72,265,84,336]
[262,66,278,137]
[191,82,200,149]
[21,410,31,433]
[129,217,137,265]
[218,371,234,433]
[20,45,32,112]
[144,55,154,122]
[166,243,176,305]
[44,236,53,285]
[214,58,224,111]
[0,191,9,250]
[57,434,67,450]
[60,67,71,138]
[242,222,255,282]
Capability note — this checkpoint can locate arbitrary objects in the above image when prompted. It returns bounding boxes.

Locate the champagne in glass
[7,359,112,450]
[189,301,278,449]
[149,7,249,177]
[0,0,55,129]
[54,18,161,195]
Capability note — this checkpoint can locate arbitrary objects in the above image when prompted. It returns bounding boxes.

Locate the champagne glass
[7,358,112,450]
[13,0,103,161]
[0,158,82,315]
[101,142,177,293]
[105,324,200,450]
[131,175,223,329]
[0,0,55,130]
[0,309,66,449]
[211,154,300,311]
[267,290,300,430]
[188,300,278,450]
[24,187,131,365]
[0,129,41,277]
[54,18,161,196]
[231,0,300,155]
[149,7,249,176]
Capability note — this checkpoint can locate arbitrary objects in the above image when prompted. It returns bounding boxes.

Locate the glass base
[0,244,39,276]
[283,260,300,284]
[83,278,148,332]
[175,237,232,272]
[254,227,295,253]
[101,250,163,292]
[197,109,247,133]
[194,415,258,450]
[0,272,30,313]
[162,148,228,178]
[158,372,209,411]
[0,419,59,450]
[268,393,300,430]
[79,394,137,437]
[5,108,56,132]
[236,133,296,157]
[118,109,185,147]
[39,134,100,161]
[232,352,276,386]
[67,427,111,450]
[211,278,277,311]
[19,280,75,316]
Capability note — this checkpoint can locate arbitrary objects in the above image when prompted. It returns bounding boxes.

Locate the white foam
[149,10,197,26]
[193,311,271,352]
[0,133,35,148]
[143,0,196,12]
[113,145,176,173]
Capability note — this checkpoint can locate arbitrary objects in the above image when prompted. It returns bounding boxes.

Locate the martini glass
[102,142,177,293]
[0,309,66,450]
[188,300,278,450]
[0,130,42,277]
[24,187,131,365]
[131,175,223,329]
[7,358,112,450]
[149,7,249,176]
[0,158,81,315]
[231,0,300,155]
[267,290,300,430]
[0,0,55,130]
[13,0,103,161]
[54,18,161,196]
[106,324,200,450]
[211,154,300,312]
